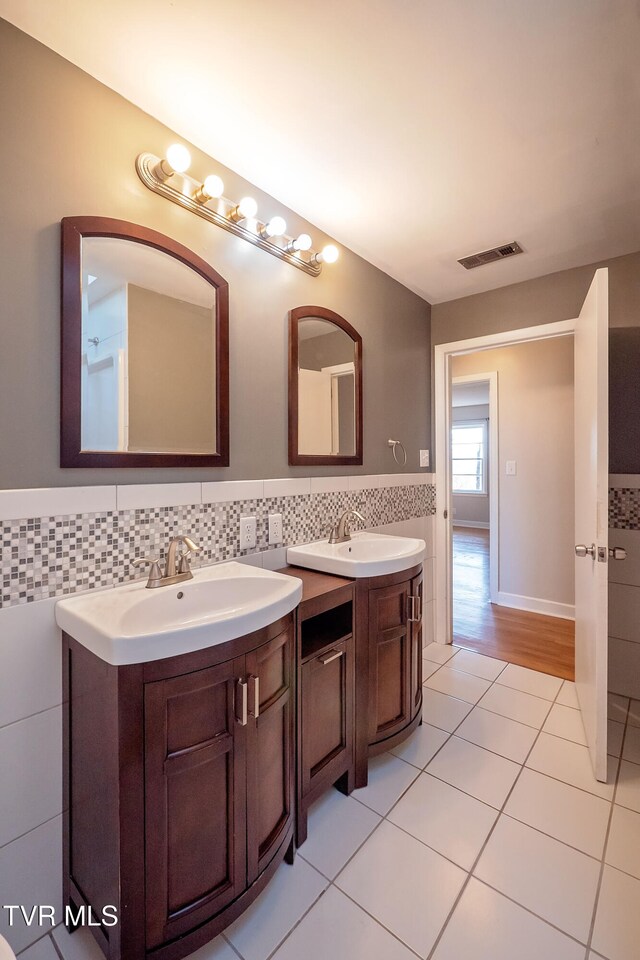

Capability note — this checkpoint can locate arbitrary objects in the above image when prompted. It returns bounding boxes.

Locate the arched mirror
[60,217,229,467]
[288,305,362,465]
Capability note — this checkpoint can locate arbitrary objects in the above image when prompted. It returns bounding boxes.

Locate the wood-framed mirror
[60,216,229,467]
[288,305,363,466]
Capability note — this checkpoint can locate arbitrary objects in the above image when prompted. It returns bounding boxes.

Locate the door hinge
[444,509,448,520]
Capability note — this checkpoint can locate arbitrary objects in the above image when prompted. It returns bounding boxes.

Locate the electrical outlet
[239,516,257,550]
[506,460,517,476]
[419,449,430,468]
[268,513,283,545]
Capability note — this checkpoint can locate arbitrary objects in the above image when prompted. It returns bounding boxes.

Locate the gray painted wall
[432,250,640,346]
[431,250,640,471]
[0,20,431,489]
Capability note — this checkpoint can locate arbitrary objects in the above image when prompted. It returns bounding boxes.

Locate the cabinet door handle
[248,675,260,719]
[407,595,419,622]
[235,679,248,726]
[416,594,422,621]
[319,649,344,665]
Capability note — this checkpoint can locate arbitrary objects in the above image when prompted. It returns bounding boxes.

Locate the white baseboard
[496,591,575,621]
[453,520,490,529]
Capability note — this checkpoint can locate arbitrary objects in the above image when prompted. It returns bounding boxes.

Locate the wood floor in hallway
[453,526,575,681]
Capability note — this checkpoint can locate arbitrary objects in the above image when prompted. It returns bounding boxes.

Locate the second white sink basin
[287,532,426,578]
[55,562,302,666]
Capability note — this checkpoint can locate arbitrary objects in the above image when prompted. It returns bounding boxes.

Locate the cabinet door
[368,578,412,744]
[144,657,247,949]
[409,569,424,719]
[245,625,295,883]
[301,637,353,794]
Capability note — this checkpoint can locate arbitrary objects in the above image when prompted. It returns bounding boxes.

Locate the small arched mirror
[60,217,229,467]
[288,305,362,465]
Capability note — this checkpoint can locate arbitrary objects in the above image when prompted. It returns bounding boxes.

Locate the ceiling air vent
[458,241,523,270]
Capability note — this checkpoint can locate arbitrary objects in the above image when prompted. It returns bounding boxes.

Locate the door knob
[609,547,627,560]
[575,544,595,558]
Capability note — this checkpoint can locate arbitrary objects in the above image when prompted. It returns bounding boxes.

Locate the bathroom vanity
[58,533,425,960]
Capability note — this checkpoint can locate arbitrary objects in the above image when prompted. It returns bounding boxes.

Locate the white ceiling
[2,0,640,303]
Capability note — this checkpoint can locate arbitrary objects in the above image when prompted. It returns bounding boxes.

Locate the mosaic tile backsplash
[609,487,640,531]
[1,483,435,607]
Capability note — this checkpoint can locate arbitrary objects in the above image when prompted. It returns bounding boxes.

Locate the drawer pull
[319,649,343,665]
[235,679,248,726]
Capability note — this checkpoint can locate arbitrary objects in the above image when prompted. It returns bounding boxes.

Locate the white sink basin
[287,532,426,578]
[55,562,302,666]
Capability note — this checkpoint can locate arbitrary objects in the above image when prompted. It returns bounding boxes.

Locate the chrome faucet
[132,535,201,589]
[328,509,366,545]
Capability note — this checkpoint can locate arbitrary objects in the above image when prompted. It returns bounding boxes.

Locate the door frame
[451,371,499,603]
[434,318,576,644]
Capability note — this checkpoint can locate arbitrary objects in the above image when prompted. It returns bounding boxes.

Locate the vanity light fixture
[153,143,191,181]
[136,149,338,276]
[193,174,225,203]
[259,215,287,239]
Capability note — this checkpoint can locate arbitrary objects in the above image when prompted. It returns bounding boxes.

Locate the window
[451,420,487,494]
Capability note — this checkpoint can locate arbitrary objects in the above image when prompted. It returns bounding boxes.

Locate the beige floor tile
[475,815,600,942]
[592,865,640,960]
[389,721,449,769]
[505,768,610,858]
[335,821,466,957]
[526,732,615,800]
[496,663,563,701]
[421,688,473,732]
[606,804,640,880]
[352,752,419,815]
[426,735,521,809]
[477,683,551,728]
[425,666,492,704]
[456,706,538,763]
[388,772,498,870]
[432,878,585,960]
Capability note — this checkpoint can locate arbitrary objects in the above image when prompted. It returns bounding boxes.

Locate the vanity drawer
[300,636,354,795]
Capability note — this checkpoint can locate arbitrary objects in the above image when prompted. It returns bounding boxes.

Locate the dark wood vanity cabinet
[278,567,356,846]
[354,563,424,786]
[63,616,295,960]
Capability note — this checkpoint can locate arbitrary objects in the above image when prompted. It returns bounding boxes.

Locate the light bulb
[239,196,258,219]
[321,244,339,263]
[229,196,258,222]
[291,233,312,253]
[261,216,287,239]
[194,174,224,203]
[203,174,224,198]
[165,143,191,173]
[154,143,191,180]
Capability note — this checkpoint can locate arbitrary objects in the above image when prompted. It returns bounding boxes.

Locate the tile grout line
[424,671,567,959]
[584,700,630,958]
[0,812,61,853]
[228,652,627,960]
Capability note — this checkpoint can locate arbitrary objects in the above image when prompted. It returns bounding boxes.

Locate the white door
[574,268,609,781]
[298,369,332,454]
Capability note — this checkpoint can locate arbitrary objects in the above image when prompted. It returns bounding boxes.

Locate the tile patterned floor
[27,646,640,960]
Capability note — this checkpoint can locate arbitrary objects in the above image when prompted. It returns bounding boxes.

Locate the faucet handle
[131,556,163,583]
[177,550,194,574]
[181,535,201,554]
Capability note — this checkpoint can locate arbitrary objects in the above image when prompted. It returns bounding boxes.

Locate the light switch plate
[240,516,257,549]
[506,460,517,476]
[420,449,430,467]
[268,513,283,545]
